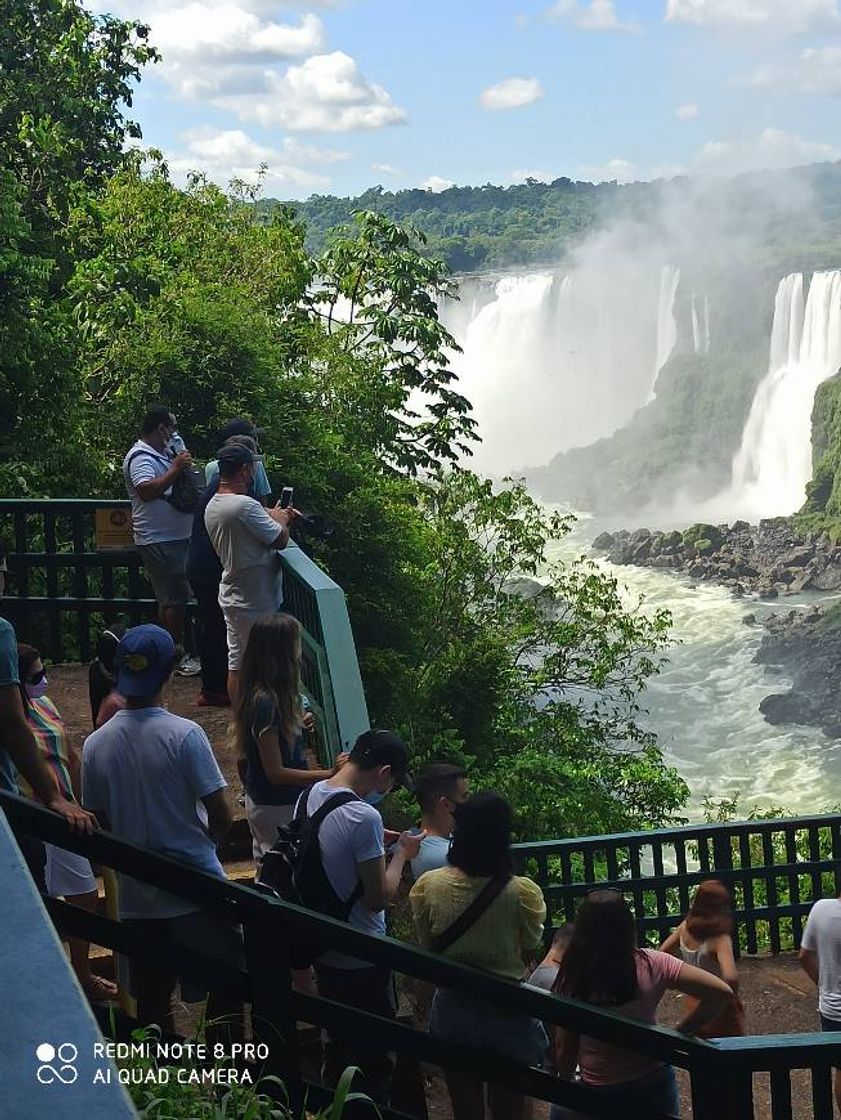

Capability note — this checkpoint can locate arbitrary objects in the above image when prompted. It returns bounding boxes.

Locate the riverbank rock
[755,605,841,736]
[599,518,830,599]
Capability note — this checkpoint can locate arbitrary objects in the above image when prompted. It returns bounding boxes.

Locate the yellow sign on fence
[95,508,134,551]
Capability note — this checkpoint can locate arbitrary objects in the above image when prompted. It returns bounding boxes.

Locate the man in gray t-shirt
[801,895,841,1110]
[203,442,297,695]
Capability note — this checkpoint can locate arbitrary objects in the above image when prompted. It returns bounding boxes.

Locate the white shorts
[245,795,295,863]
[45,844,98,898]
[222,606,270,671]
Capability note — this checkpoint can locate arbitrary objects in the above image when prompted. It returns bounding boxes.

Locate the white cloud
[152,8,323,61]
[420,176,455,193]
[578,158,638,183]
[281,137,350,164]
[693,127,837,174]
[665,0,840,33]
[746,47,841,95]
[510,168,555,183]
[675,102,699,119]
[213,51,407,131]
[549,0,640,33]
[479,77,544,110]
[165,128,333,192]
[148,9,325,100]
[372,162,400,175]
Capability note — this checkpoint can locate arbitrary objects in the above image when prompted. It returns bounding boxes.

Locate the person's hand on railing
[47,796,97,834]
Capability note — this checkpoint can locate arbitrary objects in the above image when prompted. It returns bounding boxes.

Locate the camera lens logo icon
[36,1042,78,1085]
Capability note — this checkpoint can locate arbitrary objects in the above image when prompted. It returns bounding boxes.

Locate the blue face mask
[365,791,385,806]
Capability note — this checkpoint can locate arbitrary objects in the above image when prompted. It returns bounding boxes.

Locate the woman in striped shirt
[17,644,117,1002]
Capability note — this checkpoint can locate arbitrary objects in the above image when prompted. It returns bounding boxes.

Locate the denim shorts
[550,1063,679,1120]
[429,987,548,1067]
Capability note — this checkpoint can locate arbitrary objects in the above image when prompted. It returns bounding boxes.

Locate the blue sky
[89,0,841,198]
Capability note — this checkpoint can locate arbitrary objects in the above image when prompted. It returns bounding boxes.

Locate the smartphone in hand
[279,486,293,509]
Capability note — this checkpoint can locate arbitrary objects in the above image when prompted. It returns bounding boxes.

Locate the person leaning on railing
[549,890,734,1120]
[16,642,118,1003]
[659,879,745,1037]
[410,791,548,1120]
[0,616,95,880]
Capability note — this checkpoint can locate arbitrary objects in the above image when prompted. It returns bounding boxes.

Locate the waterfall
[441,262,669,475]
[649,266,680,401]
[726,270,841,517]
[691,294,711,354]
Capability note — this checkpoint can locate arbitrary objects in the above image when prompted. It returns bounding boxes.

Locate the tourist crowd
[2,403,841,1120]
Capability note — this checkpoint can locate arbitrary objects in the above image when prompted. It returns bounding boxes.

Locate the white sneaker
[176,655,202,677]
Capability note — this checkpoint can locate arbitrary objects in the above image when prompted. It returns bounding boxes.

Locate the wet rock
[812,564,841,591]
[743,613,757,625]
[788,569,815,594]
[592,531,615,551]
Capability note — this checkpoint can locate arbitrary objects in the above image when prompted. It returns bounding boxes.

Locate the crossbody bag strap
[429,873,512,954]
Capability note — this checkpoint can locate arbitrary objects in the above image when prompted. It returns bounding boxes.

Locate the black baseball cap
[350,729,414,792]
[216,442,255,470]
[219,417,265,443]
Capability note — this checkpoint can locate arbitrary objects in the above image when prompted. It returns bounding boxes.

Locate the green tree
[386,472,687,839]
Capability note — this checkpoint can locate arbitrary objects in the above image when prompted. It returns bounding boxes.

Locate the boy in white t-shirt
[298,730,422,1111]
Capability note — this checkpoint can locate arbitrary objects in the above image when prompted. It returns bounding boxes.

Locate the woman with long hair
[18,643,117,1002]
[550,890,733,1119]
[410,791,548,1120]
[234,614,344,863]
[660,879,745,1037]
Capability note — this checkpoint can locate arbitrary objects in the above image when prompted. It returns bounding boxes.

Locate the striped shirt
[18,696,74,801]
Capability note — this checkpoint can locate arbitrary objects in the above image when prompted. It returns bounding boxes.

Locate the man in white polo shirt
[123,405,198,674]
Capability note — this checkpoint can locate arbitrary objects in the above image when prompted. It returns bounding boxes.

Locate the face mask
[365,791,385,806]
[26,676,48,699]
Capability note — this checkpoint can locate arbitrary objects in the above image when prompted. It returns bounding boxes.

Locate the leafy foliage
[0,0,688,839]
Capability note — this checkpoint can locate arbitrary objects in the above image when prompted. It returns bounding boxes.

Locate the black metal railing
[513,812,841,955]
[0,499,155,660]
[4,793,841,1120]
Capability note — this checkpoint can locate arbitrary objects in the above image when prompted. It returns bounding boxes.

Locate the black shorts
[127,909,243,1002]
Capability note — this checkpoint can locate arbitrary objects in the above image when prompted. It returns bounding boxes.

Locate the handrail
[0,498,368,758]
[0,792,706,1062]
[7,793,841,1118]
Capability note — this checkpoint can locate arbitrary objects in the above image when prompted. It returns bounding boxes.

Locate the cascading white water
[441,261,673,475]
[691,293,710,355]
[725,270,841,517]
[650,265,681,401]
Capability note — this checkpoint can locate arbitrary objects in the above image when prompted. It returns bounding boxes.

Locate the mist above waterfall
[442,165,833,518]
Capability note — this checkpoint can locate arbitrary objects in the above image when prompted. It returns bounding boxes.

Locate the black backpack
[125,448,201,514]
[256,788,363,966]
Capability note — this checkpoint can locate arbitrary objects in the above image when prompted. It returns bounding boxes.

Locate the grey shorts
[137,540,191,608]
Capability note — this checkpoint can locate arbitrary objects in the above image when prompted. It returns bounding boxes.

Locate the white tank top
[678,936,721,977]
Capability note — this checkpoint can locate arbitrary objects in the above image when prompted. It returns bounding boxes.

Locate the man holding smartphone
[204,443,298,701]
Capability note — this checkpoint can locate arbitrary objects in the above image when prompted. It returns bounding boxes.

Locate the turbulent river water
[548,514,841,819]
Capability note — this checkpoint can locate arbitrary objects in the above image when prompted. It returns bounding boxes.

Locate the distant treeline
[266,161,841,273]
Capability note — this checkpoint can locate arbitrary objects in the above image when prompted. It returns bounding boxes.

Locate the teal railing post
[279,543,369,759]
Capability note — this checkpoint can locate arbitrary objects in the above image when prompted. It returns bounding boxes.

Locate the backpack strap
[306,789,364,918]
[429,874,512,954]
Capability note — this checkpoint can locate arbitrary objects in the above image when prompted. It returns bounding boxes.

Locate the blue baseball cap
[115,624,176,697]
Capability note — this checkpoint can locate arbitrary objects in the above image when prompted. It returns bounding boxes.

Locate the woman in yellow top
[410,791,547,1120]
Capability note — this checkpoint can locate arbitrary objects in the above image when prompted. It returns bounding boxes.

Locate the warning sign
[95,508,134,551]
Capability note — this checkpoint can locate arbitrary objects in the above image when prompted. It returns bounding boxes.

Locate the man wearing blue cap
[82,624,240,1031]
